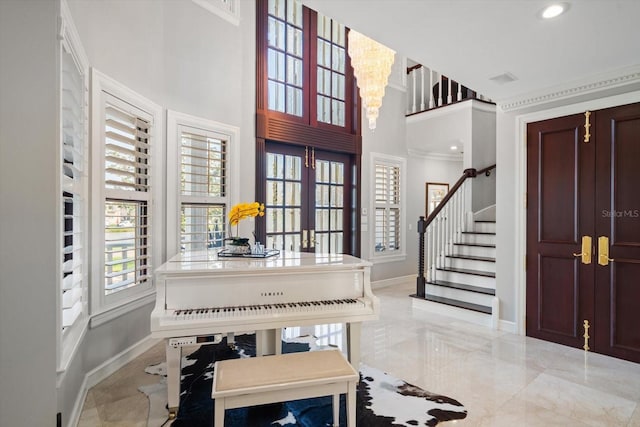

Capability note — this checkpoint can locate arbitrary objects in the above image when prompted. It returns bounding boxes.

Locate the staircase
[424,219,496,315]
[413,165,498,328]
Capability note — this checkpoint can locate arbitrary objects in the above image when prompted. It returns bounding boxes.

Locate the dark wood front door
[527,102,640,363]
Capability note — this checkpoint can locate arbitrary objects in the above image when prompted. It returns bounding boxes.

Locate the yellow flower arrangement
[227,202,265,239]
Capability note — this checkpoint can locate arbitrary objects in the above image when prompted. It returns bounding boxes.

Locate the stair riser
[426,284,495,307]
[446,257,496,273]
[473,222,496,233]
[458,233,496,246]
[453,245,496,258]
[433,270,495,288]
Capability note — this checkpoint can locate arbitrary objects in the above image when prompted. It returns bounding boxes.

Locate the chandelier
[348,30,395,130]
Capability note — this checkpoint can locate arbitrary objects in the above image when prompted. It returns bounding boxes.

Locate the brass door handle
[302,230,308,248]
[598,236,614,266]
[573,236,592,264]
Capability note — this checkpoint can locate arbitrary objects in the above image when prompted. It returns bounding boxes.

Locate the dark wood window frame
[255,0,362,256]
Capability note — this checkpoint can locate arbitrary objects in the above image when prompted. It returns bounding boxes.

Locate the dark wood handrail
[424,164,496,227]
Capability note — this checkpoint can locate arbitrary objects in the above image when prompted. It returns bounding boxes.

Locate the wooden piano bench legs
[211,350,358,427]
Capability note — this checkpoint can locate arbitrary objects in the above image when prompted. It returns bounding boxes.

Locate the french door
[526,102,640,363]
[263,142,353,254]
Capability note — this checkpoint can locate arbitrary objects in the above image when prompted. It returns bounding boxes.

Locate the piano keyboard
[171,298,366,321]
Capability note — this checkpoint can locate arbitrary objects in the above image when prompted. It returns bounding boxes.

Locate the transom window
[316,13,346,126]
[267,0,304,116]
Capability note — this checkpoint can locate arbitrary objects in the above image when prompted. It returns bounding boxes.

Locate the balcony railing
[406,64,493,116]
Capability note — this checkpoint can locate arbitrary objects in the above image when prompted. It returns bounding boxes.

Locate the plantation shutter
[180,130,227,251]
[61,47,85,329]
[374,163,401,253]
[104,105,150,192]
[103,101,152,294]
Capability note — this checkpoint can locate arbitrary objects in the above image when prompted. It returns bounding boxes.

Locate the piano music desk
[211,350,358,427]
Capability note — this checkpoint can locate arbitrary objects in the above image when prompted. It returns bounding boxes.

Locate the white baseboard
[67,335,162,427]
[498,319,517,334]
[372,274,414,290]
[412,297,494,328]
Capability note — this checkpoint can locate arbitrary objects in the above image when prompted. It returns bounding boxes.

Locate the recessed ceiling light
[450,145,458,151]
[540,3,569,19]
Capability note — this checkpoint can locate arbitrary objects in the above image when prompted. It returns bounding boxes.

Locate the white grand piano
[150,250,379,418]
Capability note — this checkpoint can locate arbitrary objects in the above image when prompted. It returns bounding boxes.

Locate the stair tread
[446,254,495,262]
[413,294,492,315]
[436,266,496,278]
[474,220,496,223]
[453,243,496,248]
[461,231,496,235]
[427,280,496,295]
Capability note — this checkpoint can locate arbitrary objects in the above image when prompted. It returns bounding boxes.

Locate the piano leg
[255,328,282,356]
[227,332,235,349]
[165,341,181,419]
[346,322,361,369]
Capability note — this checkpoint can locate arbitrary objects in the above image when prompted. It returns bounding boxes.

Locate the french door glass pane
[285,182,301,205]
[285,208,301,232]
[316,208,329,231]
[316,232,329,253]
[284,234,301,252]
[330,232,343,253]
[267,180,283,205]
[266,207,283,233]
[331,162,344,184]
[267,153,284,178]
[285,155,301,179]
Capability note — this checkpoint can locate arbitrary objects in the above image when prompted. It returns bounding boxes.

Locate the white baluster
[419,66,425,111]
[428,69,434,109]
[426,227,432,282]
[437,73,443,107]
[447,77,452,104]
[411,70,417,113]
[431,224,436,281]
[457,81,462,102]
[444,205,449,258]
[448,202,453,255]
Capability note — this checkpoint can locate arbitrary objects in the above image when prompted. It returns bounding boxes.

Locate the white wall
[0,1,59,426]
[470,104,496,212]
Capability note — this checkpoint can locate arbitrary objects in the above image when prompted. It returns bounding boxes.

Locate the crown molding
[498,65,640,112]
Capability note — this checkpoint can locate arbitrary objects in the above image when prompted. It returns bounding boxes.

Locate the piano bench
[211,349,358,427]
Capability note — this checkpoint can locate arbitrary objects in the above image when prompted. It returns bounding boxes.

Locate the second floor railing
[406,64,493,116]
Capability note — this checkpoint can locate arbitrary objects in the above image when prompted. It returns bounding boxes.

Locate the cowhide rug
[140,334,467,426]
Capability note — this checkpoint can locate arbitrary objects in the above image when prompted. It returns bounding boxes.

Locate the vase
[225,238,251,255]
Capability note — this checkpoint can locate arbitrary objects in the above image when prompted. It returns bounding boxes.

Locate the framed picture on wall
[426,182,449,216]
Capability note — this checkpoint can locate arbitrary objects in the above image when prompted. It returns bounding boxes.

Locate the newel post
[416,216,427,297]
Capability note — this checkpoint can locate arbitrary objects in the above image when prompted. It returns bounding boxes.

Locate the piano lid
[155,250,372,275]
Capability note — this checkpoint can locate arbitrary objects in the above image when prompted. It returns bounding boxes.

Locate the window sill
[90,291,156,329]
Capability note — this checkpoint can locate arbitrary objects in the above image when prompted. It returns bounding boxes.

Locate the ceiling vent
[489,72,518,85]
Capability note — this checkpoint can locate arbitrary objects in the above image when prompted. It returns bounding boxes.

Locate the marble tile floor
[78,282,640,426]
